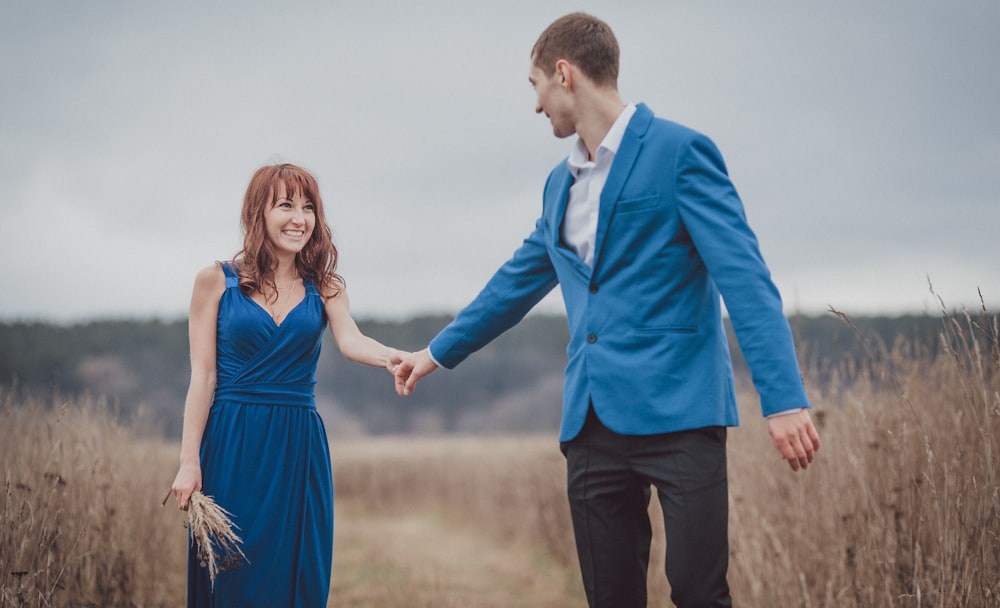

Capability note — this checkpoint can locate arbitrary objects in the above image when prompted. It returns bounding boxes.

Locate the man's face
[529,61,575,139]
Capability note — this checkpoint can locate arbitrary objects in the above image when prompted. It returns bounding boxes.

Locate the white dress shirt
[562,103,637,268]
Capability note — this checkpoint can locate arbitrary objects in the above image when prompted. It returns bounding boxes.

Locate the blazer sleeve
[428,218,559,369]
[675,133,811,414]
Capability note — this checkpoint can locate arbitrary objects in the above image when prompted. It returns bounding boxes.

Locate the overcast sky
[2,1,997,323]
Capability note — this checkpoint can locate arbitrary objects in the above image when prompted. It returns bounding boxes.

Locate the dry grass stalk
[187,490,249,589]
[2,395,186,606]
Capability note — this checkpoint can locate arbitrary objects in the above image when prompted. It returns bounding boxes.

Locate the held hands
[393,348,438,396]
[384,348,409,374]
[767,409,821,472]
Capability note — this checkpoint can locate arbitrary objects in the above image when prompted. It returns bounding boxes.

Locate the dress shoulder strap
[304,276,320,297]
[218,261,240,289]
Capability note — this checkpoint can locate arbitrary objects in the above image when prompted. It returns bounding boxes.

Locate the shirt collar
[567,103,637,174]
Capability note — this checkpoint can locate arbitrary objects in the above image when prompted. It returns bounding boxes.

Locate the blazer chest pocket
[615,193,660,215]
[629,325,697,335]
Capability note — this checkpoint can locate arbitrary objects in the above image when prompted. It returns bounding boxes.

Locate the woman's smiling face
[264,183,315,257]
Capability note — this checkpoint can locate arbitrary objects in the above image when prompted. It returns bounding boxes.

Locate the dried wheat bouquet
[187,490,250,588]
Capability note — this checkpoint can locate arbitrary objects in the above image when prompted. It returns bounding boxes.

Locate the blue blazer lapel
[592,104,653,270]
[551,166,573,240]
[548,166,586,269]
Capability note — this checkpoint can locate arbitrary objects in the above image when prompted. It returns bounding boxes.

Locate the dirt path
[329,505,585,608]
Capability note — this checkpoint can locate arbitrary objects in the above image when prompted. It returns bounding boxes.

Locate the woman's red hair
[235,163,344,300]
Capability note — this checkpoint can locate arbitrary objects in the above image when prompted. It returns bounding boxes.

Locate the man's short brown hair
[531,12,619,88]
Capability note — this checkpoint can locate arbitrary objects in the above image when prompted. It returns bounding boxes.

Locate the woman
[169,163,405,606]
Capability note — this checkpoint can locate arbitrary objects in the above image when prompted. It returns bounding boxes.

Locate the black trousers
[561,407,732,608]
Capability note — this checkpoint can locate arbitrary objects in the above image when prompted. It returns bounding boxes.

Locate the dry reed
[185,491,248,590]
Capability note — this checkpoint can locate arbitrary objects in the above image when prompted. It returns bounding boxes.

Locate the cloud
[1,1,997,322]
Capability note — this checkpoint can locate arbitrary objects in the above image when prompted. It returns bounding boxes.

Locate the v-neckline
[245,289,307,328]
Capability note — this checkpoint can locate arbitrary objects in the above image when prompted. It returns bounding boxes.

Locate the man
[394,12,820,608]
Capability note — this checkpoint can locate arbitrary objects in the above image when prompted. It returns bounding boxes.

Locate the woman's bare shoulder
[317,274,347,300]
[192,262,227,293]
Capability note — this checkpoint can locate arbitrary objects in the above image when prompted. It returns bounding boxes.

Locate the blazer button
[587,334,597,344]
[589,284,599,294]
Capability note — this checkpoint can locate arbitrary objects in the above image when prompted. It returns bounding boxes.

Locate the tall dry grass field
[330,304,999,607]
[1,396,186,607]
[2,302,997,607]
[721,305,999,606]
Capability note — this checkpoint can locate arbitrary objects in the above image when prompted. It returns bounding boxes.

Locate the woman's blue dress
[188,262,333,607]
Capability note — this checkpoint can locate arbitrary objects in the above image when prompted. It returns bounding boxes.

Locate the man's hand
[767,409,821,472]
[394,348,439,396]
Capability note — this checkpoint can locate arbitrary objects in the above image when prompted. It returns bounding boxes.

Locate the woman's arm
[324,286,406,371]
[169,264,224,510]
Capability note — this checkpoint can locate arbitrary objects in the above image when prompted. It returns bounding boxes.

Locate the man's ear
[555,59,573,89]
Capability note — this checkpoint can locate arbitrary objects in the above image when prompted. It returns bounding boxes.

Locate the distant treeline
[0,311,980,438]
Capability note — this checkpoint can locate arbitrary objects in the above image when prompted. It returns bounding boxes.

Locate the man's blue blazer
[430,103,811,442]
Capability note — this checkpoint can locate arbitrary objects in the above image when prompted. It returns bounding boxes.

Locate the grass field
[2,304,998,607]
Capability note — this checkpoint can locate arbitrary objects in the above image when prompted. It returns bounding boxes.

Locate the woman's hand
[385,347,410,374]
[394,348,439,396]
[167,462,203,511]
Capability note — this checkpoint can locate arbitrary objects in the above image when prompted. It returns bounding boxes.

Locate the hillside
[0,311,978,438]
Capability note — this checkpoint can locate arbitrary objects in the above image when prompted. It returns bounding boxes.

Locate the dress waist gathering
[213,381,317,408]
